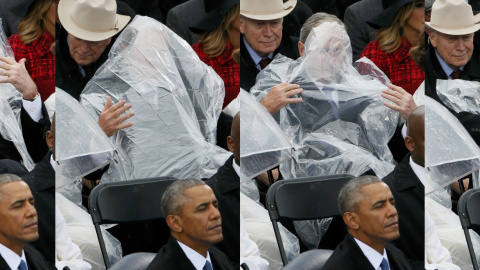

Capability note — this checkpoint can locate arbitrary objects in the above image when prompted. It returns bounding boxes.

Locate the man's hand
[98,97,134,137]
[0,56,37,99]
[261,82,303,114]
[255,168,280,187]
[381,83,417,120]
[450,178,469,195]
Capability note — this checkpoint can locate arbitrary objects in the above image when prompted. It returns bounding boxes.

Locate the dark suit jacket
[0,105,50,163]
[323,235,412,270]
[166,0,203,45]
[0,244,50,270]
[383,154,424,270]
[147,237,233,270]
[240,33,299,91]
[424,44,480,145]
[22,152,55,266]
[343,0,383,62]
[205,155,239,268]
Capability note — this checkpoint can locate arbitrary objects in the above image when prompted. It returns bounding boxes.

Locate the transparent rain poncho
[425,96,480,196]
[56,88,115,188]
[250,22,398,180]
[80,16,230,182]
[0,20,34,170]
[436,79,480,114]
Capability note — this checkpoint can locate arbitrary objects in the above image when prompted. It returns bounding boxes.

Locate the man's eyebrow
[9,198,26,208]
[371,199,386,208]
[194,202,210,211]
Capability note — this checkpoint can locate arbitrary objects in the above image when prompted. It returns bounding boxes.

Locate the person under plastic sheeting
[80,15,231,183]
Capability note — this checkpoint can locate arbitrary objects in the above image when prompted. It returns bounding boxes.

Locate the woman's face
[43,2,57,36]
[405,1,425,33]
[230,12,241,33]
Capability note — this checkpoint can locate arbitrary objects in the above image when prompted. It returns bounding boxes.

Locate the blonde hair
[18,0,52,45]
[376,2,415,54]
[198,4,239,58]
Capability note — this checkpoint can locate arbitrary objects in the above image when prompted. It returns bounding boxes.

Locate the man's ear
[405,136,415,153]
[227,135,235,153]
[46,130,54,149]
[343,212,359,230]
[298,41,305,57]
[429,32,437,48]
[240,19,244,34]
[166,215,183,233]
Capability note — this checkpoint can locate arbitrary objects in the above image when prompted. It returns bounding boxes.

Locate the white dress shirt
[353,238,390,270]
[434,50,465,79]
[22,96,43,123]
[243,37,273,71]
[409,156,425,185]
[177,240,212,270]
[0,243,28,270]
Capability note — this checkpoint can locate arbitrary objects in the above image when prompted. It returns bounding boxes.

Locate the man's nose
[455,40,466,50]
[26,202,37,218]
[387,202,397,217]
[80,42,90,52]
[210,206,221,220]
[263,24,273,36]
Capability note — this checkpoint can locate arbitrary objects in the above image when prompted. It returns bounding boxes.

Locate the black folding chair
[458,188,480,270]
[266,174,355,266]
[89,177,177,268]
[281,249,334,270]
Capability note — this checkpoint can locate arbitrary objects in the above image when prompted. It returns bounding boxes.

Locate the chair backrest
[458,188,480,270]
[88,177,177,268]
[108,252,157,270]
[266,174,355,265]
[281,249,334,270]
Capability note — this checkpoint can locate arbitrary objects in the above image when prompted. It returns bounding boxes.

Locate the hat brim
[425,21,480,35]
[240,0,296,21]
[58,0,130,42]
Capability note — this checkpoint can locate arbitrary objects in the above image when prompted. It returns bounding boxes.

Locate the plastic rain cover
[56,88,115,188]
[80,16,230,182]
[425,96,480,195]
[250,22,398,180]
[0,20,34,170]
[239,89,293,181]
[436,79,480,114]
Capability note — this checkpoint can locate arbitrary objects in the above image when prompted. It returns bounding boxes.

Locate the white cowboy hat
[240,0,297,21]
[425,0,480,35]
[58,0,131,42]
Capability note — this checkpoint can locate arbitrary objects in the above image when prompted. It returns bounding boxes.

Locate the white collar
[434,49,464,79]
[50,154,56,172]
[353,237,389,270]
[232,158,240,177]
[0,243,27,270]
[177,240,212,270]
[409,156,424,185]
[243,36,273,71]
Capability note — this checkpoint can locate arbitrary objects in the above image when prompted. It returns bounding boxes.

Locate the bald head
[406,106,425,166]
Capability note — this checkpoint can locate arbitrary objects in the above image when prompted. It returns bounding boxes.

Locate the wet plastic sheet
[250,22,398,180]
[436,79,480,114]
[425,96,480,195]
[239,89,293,181]
[80,16,230,181]
[56,88,115,188]
[0,20,34,170]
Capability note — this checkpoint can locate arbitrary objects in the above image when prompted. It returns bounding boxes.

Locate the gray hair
[299,12,344,44]
[0,174,23,199]
[338,175,382,215]
[161,179,206,217]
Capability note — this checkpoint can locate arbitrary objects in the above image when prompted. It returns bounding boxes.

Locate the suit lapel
[393,155,424,201]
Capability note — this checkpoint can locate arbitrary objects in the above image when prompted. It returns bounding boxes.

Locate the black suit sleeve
[20,103,50,163]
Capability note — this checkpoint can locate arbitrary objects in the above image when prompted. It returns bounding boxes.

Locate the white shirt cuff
[22,95,42,122]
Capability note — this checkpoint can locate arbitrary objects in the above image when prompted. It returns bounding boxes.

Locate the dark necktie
[450,69,462,79]
[203,260,213,270]
[18,260,27,270]
[259,57,271,70]
[380,257,389,270]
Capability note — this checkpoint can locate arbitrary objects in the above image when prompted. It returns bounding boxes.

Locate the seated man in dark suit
[383,106,424,269]
[147,179,233,270]
[206,112,240,268]
[323,175,411,270]
[0,174,49,270]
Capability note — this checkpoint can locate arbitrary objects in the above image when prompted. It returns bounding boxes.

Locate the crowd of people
[0,0,478,269]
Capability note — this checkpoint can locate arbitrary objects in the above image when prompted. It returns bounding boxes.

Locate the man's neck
[350,232,387,255]
[174,234,209,257]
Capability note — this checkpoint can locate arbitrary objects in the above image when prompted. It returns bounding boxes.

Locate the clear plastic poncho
[250,22,398,180]
[80,16,231,182]
[425,96,480,195]
[0,20,34,170]
[436,79,480,114]
[56,88,115,188]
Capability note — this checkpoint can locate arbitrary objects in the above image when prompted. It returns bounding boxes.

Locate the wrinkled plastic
[436,79,480,114]
[56,193,122,269]
[0,20,34,170]
[425,96,480,195]
[241,193,299,270]
[80,16,230,181]
[239,89,293,181]
[426,197,480,270]
[56,88,114,188]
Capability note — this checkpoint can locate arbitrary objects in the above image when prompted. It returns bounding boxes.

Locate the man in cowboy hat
[240,0,304,115]
[425,0,480,146]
